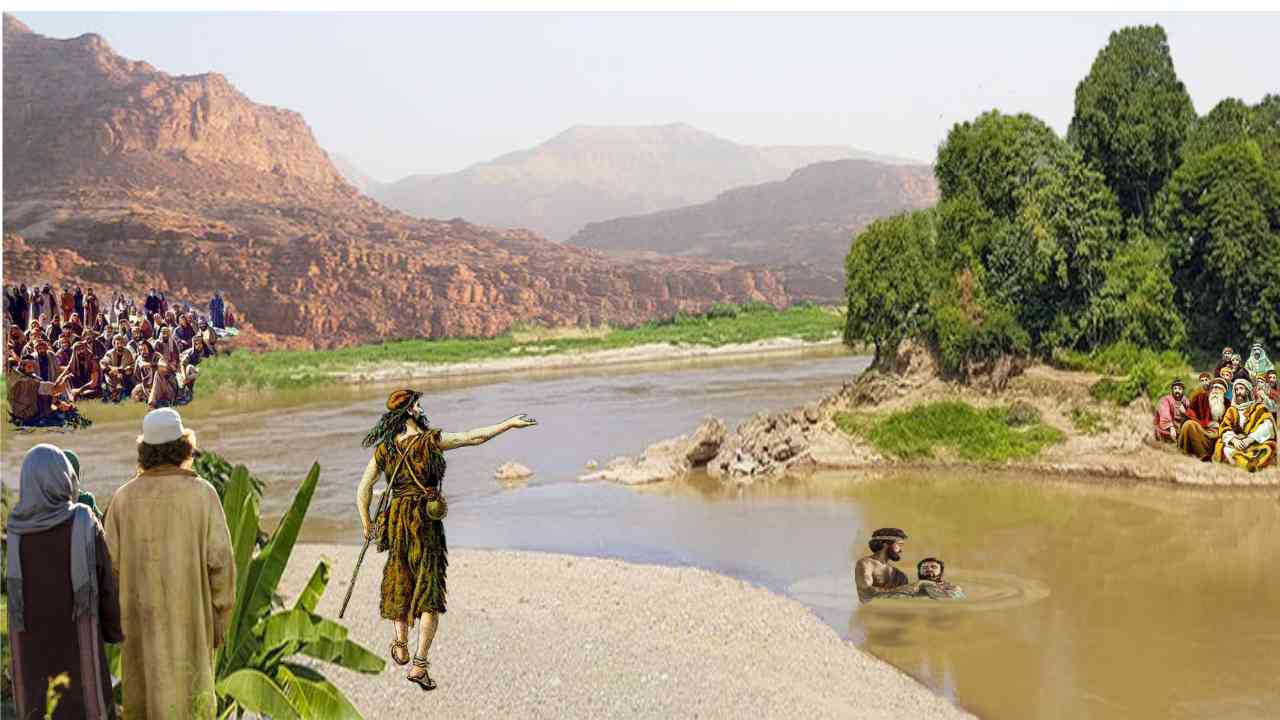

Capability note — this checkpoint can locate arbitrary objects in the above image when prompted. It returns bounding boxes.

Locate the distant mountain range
[568,159,938,268]
[2,14,838,349]
[359,123,921,241]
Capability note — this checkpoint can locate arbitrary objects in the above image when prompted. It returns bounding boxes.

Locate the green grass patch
[1070,406,1107,435]
[199,301,847,394]
[1054,342,1195,406]
[834,400,1065,463]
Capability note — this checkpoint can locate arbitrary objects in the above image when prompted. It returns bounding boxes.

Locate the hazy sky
[12,12,1279,182]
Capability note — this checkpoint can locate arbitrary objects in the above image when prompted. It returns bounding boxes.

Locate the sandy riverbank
[334,336,848,384]
[580,344,1280,490]
[282,545,973,720]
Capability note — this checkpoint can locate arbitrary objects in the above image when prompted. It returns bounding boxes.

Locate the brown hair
[137,433,196,471]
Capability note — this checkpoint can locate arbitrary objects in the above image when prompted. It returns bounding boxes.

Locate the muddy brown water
[4,346,1277,719]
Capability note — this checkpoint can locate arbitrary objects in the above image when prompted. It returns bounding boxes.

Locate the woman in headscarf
[6,444,123,720]
[62,447,103,521]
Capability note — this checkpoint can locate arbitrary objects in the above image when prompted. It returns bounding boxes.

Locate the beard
[887,549,902,562]
[410,412,430,433]
[1210,395,1226,420]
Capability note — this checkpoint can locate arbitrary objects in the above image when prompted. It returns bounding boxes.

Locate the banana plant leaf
[276,663,364,720]
[224,466,259,606]
[216,668,302,720]
[249,608,384,674]
[222,463,321,672]
[293,559,331,614]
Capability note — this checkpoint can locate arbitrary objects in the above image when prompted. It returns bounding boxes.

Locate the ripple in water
[786,569,1050,614]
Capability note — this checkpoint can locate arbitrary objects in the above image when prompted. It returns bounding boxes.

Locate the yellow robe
[104,466,235,719]
[1213,404,1277,471]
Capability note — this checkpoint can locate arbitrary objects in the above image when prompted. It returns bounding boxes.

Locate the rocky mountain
[569,159,939,268]
[1,15,835,351]
[372,123,917,241]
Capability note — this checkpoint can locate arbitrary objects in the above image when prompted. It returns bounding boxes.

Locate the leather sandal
[389,639,409,666]
[407,654,436,691]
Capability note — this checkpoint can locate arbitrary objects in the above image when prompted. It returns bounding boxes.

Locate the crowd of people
[7,409,232,719]
[1154,344,1278,472]
[4,285,239,428]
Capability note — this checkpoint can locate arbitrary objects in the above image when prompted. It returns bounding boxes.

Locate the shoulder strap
[385,435,432,497]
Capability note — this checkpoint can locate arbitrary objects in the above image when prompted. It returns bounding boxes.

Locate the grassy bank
[1051,342,1195,406]
[198,301,847,393]
[834,400,1066,463]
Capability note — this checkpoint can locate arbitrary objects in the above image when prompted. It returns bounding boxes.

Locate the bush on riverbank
[833,400,1065,462]
[198,301,845,393]
[1053,341,1194,405]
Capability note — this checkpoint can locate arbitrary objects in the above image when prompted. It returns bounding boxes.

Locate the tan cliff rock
[2,16,832,350]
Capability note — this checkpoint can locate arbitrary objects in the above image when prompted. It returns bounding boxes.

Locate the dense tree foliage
[932,111,1125,352]
[1081,225,1187,350]
[844,23,1273,369]
[842,210,940,362]
[1068,25,1196,221]
[1157,139,1280,350]
[1182,95,1280,166]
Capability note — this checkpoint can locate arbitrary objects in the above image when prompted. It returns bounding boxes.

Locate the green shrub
[835,401,1064,463]
[929,299,1030,377]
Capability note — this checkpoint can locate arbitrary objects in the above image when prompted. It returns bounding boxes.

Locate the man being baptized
[916,557,966,600]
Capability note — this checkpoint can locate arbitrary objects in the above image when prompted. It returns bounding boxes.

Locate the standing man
[59,286,75,323]
[84,287,100,329]
[104,408,235,719]
[853,528,934,603]
[209,291,225,330]
[355,389,537,691]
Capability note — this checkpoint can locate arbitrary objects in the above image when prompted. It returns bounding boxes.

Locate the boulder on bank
[578,416,726,485]
[706,405,832,485]
[495,461,533,482]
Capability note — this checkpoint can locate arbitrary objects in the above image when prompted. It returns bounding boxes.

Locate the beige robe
[104,466,235,720]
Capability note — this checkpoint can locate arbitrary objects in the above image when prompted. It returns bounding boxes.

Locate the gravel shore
[282,545,973,719]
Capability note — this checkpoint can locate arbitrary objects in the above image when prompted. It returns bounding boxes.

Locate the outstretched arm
[439,413,537,451]
[356,456,380,537]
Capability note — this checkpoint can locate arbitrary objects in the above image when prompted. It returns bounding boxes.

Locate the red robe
[1185,389,1214,428]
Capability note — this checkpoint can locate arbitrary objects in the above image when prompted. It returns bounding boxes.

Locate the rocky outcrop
[495,461,533,483]
[1,16,835,350]
[578,417,726,485]
[569,159,938,273]
[373,123,917,241]
[3,14,343,193]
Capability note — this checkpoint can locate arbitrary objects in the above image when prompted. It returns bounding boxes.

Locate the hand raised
[508,413,538,428]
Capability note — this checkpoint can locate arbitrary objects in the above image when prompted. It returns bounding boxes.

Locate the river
[3,346,1277,719]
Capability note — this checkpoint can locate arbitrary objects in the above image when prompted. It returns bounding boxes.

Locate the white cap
[142,407,187,445]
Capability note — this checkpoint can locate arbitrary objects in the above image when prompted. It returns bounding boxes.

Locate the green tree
[933,110,1124,352]
[1082,226,1187,350]
[1157,139,1280,351]
[1068,25,1196,220]
[843,209,940,364]
[1182,95,1280,166]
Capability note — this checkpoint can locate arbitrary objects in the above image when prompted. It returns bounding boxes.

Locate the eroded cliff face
[2,15,829,350]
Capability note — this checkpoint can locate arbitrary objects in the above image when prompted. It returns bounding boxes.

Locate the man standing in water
[854,528,934,603]
[355,389,537,691]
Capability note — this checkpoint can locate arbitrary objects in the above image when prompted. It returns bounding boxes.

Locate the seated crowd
[1154,344,1279,472]
[4,284,239,428]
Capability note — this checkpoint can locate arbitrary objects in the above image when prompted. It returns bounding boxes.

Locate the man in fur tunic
[355,389,537,691]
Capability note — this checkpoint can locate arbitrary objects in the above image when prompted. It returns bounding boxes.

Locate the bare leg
[408,612,439,679]
[390,619,410,664]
